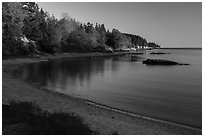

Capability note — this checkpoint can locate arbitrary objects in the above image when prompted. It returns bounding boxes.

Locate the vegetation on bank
[2,2,160,58]
[3,101,94,135]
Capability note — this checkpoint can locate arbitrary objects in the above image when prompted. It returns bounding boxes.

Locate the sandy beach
[2,52,201,135]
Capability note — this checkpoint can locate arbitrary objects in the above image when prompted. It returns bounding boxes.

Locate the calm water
[15,49,202,128]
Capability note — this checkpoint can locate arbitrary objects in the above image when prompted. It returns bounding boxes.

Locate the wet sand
[2,52,201,135]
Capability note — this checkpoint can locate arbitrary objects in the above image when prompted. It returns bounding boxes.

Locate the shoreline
[83,100,201,131]
[2,52,202,135]
[11,74,202,132]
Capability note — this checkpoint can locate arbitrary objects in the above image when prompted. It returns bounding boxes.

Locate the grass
[2,100,94,135]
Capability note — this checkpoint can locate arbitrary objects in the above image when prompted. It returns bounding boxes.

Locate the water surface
[15,49,202,128]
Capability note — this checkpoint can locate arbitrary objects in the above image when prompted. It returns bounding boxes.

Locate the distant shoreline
[161,47,202,49]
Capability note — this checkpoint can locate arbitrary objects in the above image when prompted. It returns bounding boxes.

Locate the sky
[37,2,202,48]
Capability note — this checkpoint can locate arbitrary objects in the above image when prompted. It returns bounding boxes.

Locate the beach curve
[2,53,202,135]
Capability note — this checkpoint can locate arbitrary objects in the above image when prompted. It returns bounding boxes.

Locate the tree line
[2,2,160,57]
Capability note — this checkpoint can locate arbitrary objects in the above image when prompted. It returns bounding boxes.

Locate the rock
[142,59,189,65]
[105,47,114,53]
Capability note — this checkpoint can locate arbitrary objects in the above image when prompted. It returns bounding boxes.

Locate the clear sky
[37,2,202,48]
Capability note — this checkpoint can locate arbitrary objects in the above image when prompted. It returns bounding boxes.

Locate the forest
[2,2,160,57]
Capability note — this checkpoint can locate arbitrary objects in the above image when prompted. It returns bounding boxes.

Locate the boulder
[104,47,114,53]
[142,59,189,65]
[20,35,39,54]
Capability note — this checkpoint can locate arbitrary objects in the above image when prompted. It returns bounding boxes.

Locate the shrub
[3,101,94,135]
